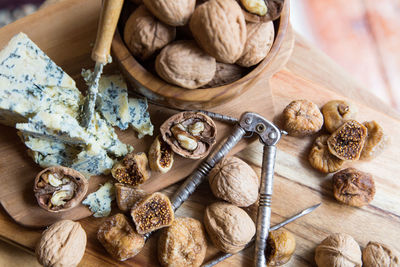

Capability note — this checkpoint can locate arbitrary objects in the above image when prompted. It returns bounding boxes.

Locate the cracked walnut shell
[98,213,145,261]
[124,5,176,60]
[155,41,216,89]
[282,100,324,136]
[362,241,400,267]
[131,192,174,234]
[332,167,375,207]
[315,233,361,267]
[190,0,247,64]
[115,183,147,212]
[111,152,150,186]
[36,220,87,267]
[265,229,296,266]
[361,121,389,161]
[309,135,344,173]
[149,135,174,173]
[239,0,284,23]
[143,0,196,26]
[158,217,207,267]
[322,100,358,133]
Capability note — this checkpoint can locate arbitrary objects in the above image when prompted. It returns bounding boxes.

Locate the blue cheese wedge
[71,144,115,177]
[82,181,115,217]
[128,98,154,138]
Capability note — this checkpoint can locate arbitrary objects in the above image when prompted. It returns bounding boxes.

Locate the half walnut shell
[160,112,217,159]
[34,166,88,213]
[238,0,284,23]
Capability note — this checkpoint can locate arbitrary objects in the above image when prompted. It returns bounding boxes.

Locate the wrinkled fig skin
[149,135,174,173]
[124,5,176,61]
[265,230,296,266]
[160,112,217,159]
[156,41,216,89]
[361,121,389,161]
[111,152,150,186]
[143,0,196,26]
[115,183,147,212]
[202,62,247,88]
[190,0,247,64]
[309,135,344,173]
[239,0,284,22]
[34,166,88,213]
[322,100,358,133]
[362,241,400,267]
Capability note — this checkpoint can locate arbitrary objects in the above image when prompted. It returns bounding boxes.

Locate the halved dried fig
[309,135,344,173]
[160,112,217,159]
[265,229,296,266]
[131,192,174,234]
[111,152,150,186]
[361,121,389,161]
[149,135,174,174]
[238,0,284,23]
[327,120,367,161]
[34,166,88,213]
[115,183,147,212]
[322,100,358,133]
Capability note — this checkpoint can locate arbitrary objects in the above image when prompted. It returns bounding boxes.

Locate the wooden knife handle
[91,0,124,64]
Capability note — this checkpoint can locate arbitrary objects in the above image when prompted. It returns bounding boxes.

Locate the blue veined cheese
[82,181,115,217]
[21,134,67,156]
[128,98,154,138]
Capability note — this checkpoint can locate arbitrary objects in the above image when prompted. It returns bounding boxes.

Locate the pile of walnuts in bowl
[123,0,280,89]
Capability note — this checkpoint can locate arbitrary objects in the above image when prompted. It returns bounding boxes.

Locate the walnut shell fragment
[97,213,145,261]
[160,112,217,159]
[315,233,362,267]
[361,121,389,161]
[282,100,324,136]
[36,220,87,267]
[332,167,375,207]
[309,135,344,173]
[322,100,358,133]
[327,120,368,161]
[190,0,247,64]
[111,152,150,186]
[203,62,247,88]
[149,135,174,174]
[124,5,176,60]
[115,183,147,212]
[34,166,88,213]
[158,217,207,267]
[131,192,174,234]
[143,0,196,26]
[204,202,255,254]
[239,0,284,23]
[362,241,400,267]
[265,229,296,266]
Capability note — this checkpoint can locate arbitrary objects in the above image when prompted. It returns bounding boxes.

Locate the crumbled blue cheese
[71,144,115,177]
[128,98,154,138]
[82,181,115,217]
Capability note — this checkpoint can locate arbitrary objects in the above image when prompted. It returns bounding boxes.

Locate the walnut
[155,40,216,89]
[203,62,246,88]
[131,192,174,234]
[209,156,259,207]
[34,166,88,213]
[115,183,147,212]
[265,229,296,266]
[327,120,368,161]
[149,135,174,174]
[332,167,375,207]
[360,121,389,160]
[240,0,267,16]
[36,220,87,267]
[189,0,247,64]
[111,152,150,186]
[143,0,196,26]
[322,100,358,133]
[282,100,324,136]
[204,202,255,253]
[236,21,274,67]
[239,0,284,23]
[160,112,217,159]
[309,135,344,173]
[315,233,362,267]
[97,213,145,261]
[362,241,400,267]
[158,217,207,267]
[124,5,176,61]
[130,0,142,5]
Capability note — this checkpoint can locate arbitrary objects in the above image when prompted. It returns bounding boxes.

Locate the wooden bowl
[112,0,290,110]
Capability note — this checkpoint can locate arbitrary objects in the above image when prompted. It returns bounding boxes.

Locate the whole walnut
[156,40,216,89]
[236,21,275,67]
[124,5,176,60]
[36,220,87,267]
[203,62,246,88]
[190,0,247,64]
[209,156,259,207]
[315,233,362,267]
[143,0,196,26]
[362,241,400,267]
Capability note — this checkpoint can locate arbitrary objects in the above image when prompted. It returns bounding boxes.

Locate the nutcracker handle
[254,145,277,267]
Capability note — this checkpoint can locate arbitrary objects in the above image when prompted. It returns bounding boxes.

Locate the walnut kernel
[361,121,388,160]
[309,135,344,173]
[240,0,267,16]
[265,229,296,266]
[111,152,150,186]
[362,241,400,267]
[322,100,358,133]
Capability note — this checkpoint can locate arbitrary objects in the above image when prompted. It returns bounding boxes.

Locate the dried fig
[236,21,274,67]
[282,100,324,136]
[362,241,400,267]
[97,213,145,261]
[124,5,176,60]
[239,0,284,22]
[158,217,207,267]
[322,100,358,133]
[115,183,147,212]
[203,62,247,88]
[160,112,217,159]
[131,192,174,234]
[332,167,375,207]
[327,120,367,161]
[149,135,174,174]
[190,0,247,64]
[143,0,196,26]
[36,220,86,267]
[111,152,150,186]
[34,166,88,213]
[309,135,344,173]
[265,229,296,266]
[361,121,388,160]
